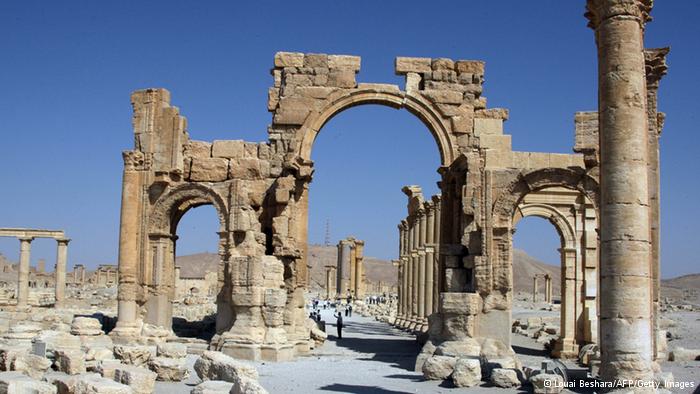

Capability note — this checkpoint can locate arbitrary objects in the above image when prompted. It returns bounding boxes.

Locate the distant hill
[175,253,220,279]
[512,249,560,295]
[661,274,700,305]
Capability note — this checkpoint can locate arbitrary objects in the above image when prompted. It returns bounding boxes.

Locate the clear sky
[0,1,697,278]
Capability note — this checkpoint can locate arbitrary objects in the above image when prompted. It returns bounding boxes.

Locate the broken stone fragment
[490,368,521,388]
[0,371,56,394]
[148,357,189,381]
[73,373,133,394]
[451,357,481,388]
[54,349,87,375]
[70,317,103,336]
[194,351,258,383]
[113,365,156,394]
[113,345,152,367]
[190,380,233,394]
[230,374,268,394]
[156,343,187,359]
[421,355,456,380]
[530,373,564,394]
[11,353,52,380]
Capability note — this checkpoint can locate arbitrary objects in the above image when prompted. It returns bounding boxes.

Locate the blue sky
[0,1,697,278]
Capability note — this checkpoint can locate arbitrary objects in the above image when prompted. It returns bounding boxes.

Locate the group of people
[308,295,358,340]
[365,294,388,305]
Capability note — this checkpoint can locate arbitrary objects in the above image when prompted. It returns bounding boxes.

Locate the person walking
[348,304,353,317]
[334,311,343,339]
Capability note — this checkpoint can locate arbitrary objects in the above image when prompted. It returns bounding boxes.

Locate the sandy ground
[155,307,699,393]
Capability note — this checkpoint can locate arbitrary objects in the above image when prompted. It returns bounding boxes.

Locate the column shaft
[588,0,654,381]
[417,212,426,322]
[55,238,70,307]
[17,237,33,307]
[116,152,143,330]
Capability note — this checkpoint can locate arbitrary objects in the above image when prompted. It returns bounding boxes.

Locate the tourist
[333,311,343,339]
[348,304,353,317]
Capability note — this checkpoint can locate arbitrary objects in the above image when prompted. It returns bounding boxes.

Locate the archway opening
[510,185,598,359]
[171,204,220,340]
[305,103,442,370]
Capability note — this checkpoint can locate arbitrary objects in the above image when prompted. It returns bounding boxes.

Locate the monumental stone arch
[114,45,669,377]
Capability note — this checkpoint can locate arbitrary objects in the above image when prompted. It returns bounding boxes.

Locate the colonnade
[533,274,553,304]
[335,237,365,299]
[394,187,441,333]
[0,228,70,308]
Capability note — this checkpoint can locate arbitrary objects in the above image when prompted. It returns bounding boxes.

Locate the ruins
[0,228,70,308]
[334,237,365,300]
[0,1,688,392]
[110,2,670,384]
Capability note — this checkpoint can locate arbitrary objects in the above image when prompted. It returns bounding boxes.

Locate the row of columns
[335,237,365,300]
[395,188,441,333]
[532,274,553,304]
[13,236,70,308]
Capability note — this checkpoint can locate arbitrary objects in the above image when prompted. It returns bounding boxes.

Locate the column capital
[644,47,670,89]
[18,236,34,243]
[122,150,151,171]
[56,238,71,245]
[585,0,653,30]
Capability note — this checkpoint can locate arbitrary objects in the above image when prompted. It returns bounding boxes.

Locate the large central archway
[297,87,456,166]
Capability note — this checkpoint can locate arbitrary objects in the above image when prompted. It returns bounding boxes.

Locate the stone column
[432,195,441,312]
[417,209,427,329]
[544,274,552,304]
[114,151,144,336]
[425,202,435,318]
[554,248,579,358]
[397,223,405,323]
[406,220,415,328]
[325,266,334,299]
[645,47,669,360]
[532,276,538,303]
[586,0,654,381]
[17,237,33,308]
[349,241,357,298]
[354,240,365,299]
[54,238,70,308]
[410,217,419,330]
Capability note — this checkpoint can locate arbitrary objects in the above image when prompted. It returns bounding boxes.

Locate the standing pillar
[397,223,406,324]
[54,238,70,308]
[432,195,441,312]
[354,240,365,299]
[17,237,33,308]
[425,202,435,319]
[532,276,538,303]
[114,151,144,336]
[644,47,669,360]
[410,217,419,330]
[349,241,357,298]
[586,0,654,381]
[406,220,415,328]
[417,211,428,330]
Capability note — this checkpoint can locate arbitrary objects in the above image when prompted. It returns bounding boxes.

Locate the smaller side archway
[491,169,599,358]
[143,183,230,331]
[513,187,598,357]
